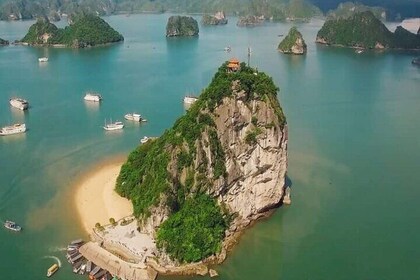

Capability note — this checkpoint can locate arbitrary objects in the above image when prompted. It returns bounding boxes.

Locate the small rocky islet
[278,27,307,55]
[166,16,199,37]
[20,14,123,48]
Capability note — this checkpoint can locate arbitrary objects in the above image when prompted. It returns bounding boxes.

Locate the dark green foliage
[245,127,262,145]
[156,194,229,263]
[21,14,123,47]
[116,138,170,217]
[0,37,8,45]
[166,16,199,37]
[21,17,59,44]
[317,11,420,49]
[278,26,307,52]
[208,129,226,179]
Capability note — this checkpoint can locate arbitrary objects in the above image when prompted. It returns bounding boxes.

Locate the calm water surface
[0,15,419,279]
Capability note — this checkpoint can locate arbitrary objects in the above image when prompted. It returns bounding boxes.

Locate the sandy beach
[74,159,133,233]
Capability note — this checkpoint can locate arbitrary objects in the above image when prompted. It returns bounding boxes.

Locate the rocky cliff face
[166,16,199,37]
[278,27,307,55]
[117,62,287,264]
[237,15,265,27]
[201,11,228,25]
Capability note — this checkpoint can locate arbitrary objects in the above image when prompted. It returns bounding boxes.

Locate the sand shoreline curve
[74,157,133,234]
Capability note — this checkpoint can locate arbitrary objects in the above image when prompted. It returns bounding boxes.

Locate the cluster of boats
[66,239,112,280]
[3,220,22,232]
[83,92,148,132]
[0,98,29,136]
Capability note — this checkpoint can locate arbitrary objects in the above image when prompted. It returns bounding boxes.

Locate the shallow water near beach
[0,15,419,279]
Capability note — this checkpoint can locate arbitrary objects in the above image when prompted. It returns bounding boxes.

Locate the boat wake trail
[43,256,62,267]
[49,246,67,252]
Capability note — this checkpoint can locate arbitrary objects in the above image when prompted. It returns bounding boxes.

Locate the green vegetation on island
[0,0,321,23]
[166,16,199,37]
[316,11,420,50]
[278,26,307,54]
[326,2,387,21]
[0,37,8,45]
[116,61,285,262]
[21,14,124,48]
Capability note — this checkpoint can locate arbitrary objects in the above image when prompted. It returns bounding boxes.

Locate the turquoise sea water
[0,15,419,279]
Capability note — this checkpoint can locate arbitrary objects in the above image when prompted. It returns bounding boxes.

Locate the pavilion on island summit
[227,58,240,72]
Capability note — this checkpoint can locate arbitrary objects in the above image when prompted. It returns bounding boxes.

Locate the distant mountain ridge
[0,0,322,21]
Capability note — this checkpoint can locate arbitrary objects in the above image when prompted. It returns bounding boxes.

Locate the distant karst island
[110,60,288,274]
[316,11,420,50]
[0,37,9,46]
[20,14,124,48]
[201,11,227,25]
[278,27,307,55]
[166,16,199,37]
[237,15,265,27]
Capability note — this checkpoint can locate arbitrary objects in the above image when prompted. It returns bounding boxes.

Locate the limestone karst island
[20,14,123,48]
[278,27,307,55]
[316,11,420,50]
[166,16,199,37]
[73,60,288,280]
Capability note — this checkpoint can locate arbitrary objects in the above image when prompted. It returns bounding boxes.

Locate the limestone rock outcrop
[166,16,199,37]
[278,27,307,55]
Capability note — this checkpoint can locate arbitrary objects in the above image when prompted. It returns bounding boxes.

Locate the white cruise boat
[38,57,48,62]
[9,98,29,110]
[84,92,102,102]
[0,123,26,136]
[124,113,146,122]
[103,120,124,131]
[4,220,22,231]
[183,96,198,105]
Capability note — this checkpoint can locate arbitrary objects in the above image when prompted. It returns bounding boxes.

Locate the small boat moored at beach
[183,96,198,105]
[84,92,102,102]
[4,220,22,231]
[124,113,146,122]
[9,97,29,110]
[0,123,26,136]
[103,120,124,131]
[47,263,59,277]
[355,49,364,54]
[140,136,150,144]
[38,57,48,62]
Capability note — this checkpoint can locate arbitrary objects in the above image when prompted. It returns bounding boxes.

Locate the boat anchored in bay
[183,95,198,105]
[84,92,102,102]
[38,57,48,62]
[9,97,29,110]
[0,123,26,136]
[4,220,22,231]
[103,120,124,131]
[124,113,147,122]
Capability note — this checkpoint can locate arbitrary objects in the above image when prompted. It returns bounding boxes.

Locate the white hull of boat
[84,93,102,102]
[124,113,142,122]
[9,98,29,110]
[0,123,26,136]
[183,96,198,105]
[38,57,48,62]
[103,121,124,131]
